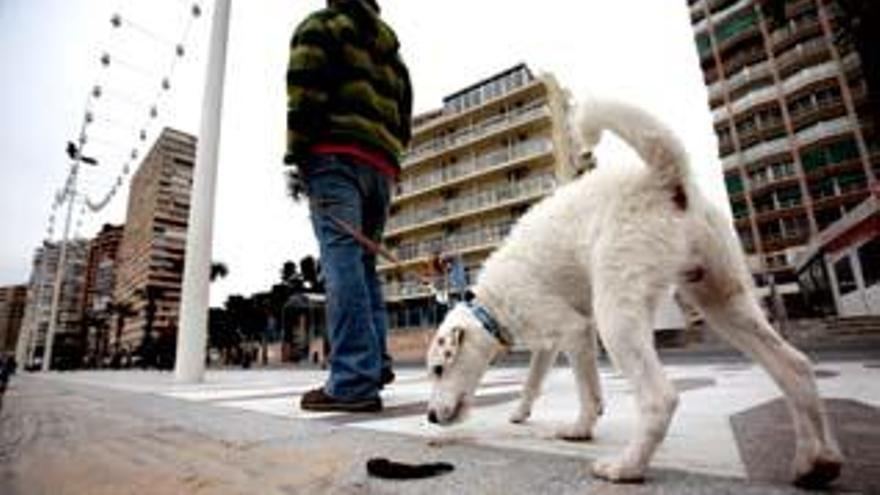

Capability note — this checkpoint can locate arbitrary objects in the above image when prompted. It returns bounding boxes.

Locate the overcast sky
[0,0,724,307]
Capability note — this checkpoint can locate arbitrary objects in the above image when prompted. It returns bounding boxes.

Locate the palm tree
[210,261,229,282]
[135,285,168,369]
[299,255,323,293]
[107,301,136,368]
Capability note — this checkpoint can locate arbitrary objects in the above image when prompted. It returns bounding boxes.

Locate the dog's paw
[555,422,594,442]
[591,457,645,483]
[793,452,843,489]
[508,405,531,424]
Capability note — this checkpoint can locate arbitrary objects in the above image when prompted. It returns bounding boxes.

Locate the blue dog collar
[465,299,513,346]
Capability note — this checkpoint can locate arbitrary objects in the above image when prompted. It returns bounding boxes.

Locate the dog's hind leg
[687,287,842,488]
[557,326,603,441]
[509,346,559,424]
[590,281,678,482]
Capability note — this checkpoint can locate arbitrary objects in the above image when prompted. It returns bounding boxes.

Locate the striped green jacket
[285,0,413,170]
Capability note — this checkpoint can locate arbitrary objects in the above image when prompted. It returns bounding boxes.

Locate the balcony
[770,16,821,53]
[811,188,870,211]
[725,61,771,97]
[737,118,785,149]
[714,8,760,54]
[722,153,740,171]
[395,138,553,204]
[761,230,810,252]
[383,275,447,301]
[749,173,799,197]
[753,202,806,224]
[776,38,830,79]
[781,60,837,94]
[713,104,729,124]
[788,96,846,131]
[740,136,791,165]
[387,174,556,237]
[708,0,746,16]
[404,101,550,168]
[795,116,853,147]
[730,85,778,115]
[379,221,514,271]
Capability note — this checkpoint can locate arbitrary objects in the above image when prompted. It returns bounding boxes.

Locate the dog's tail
[575,100,690,194]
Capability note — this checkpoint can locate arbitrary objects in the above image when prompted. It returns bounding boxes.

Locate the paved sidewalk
[1,355,878,494]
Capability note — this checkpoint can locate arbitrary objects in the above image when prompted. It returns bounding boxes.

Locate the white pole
[42,164,80,371]
[175,0,231,383]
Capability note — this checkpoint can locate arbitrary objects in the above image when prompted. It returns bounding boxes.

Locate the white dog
[425,100,843,487]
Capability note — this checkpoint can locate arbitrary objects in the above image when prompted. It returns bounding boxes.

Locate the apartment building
[379,64,588,358]
[0,284,27,355]
[689,0,878,316]
[17,240,90,367]
[81,223,123,362]
[114,128,195,364]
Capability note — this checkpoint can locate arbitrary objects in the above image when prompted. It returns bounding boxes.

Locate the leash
[325,208,511,347]
[321,210,442,292]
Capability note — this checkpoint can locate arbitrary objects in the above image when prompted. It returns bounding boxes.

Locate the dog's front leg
[557,328,603,441]
[509,346,559,424]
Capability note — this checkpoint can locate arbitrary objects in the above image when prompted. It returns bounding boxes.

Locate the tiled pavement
[34,357,880,493]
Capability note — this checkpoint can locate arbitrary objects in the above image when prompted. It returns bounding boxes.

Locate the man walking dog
[285,0,412,412]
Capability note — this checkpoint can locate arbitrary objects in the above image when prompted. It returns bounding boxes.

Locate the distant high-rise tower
[688,0,878,315]
[114,128,196,366]
[81,223,123,363]
[19,240,89,367]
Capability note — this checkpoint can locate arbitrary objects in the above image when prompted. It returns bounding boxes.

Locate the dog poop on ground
[366,457,454,479]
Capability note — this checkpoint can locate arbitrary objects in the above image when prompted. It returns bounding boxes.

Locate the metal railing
[396,138,553,199]
[388,220,514,266]
[776,38,828,75]
[731,85,777,114]
[769,16,819,47]
[795,116,853,146]
[740,136,790,164]
[388,174,556,233]
[782,60,837,94]
[383,275,452,301]
[404,102,550,166]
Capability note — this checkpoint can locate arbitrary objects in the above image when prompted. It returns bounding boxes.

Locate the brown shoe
[300,387,382,413]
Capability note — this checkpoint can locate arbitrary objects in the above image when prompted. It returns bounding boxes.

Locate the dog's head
[425,304,501,425]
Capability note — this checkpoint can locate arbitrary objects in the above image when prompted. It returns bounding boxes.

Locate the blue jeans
[301,154,392,400]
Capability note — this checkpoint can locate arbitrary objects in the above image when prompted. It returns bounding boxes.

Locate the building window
[837,170,867,193]
[858,238,880,288]
[725,173,745,194]
[801,138,859,173]
[775,186,802,208]
[696,33,712,58]
[714,8,758,44]
[834,257,857,295]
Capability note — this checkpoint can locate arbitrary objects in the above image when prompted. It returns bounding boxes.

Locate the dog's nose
[427,410,438,424]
